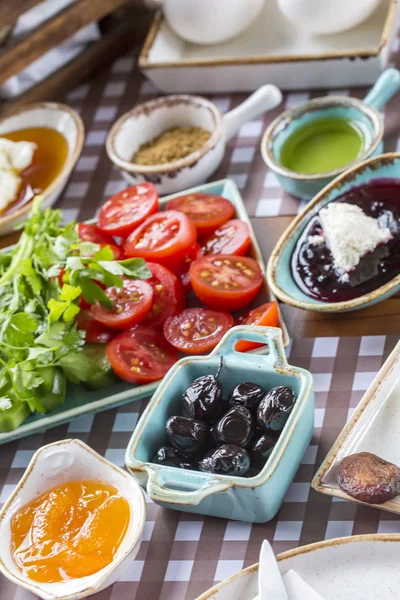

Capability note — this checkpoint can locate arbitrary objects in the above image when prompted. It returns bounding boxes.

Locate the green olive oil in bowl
[280,117,366,175]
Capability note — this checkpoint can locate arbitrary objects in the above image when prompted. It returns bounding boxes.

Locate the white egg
[277,0,382,35]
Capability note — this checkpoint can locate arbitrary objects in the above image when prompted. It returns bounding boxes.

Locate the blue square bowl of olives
[125,325,314,523]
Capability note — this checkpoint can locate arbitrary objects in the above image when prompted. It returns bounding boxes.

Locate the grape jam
[291,181,400,302]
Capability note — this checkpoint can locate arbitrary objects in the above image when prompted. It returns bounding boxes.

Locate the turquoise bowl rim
[266,152,400,313]
[261,95,383,182]
[125,325,313,506]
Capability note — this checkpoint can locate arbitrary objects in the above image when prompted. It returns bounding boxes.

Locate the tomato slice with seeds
[190,255,263,312]
[145,263,184,328]
[76,310,114,344]
[124,210,197,270]
[201,219,251,256]
[90,278,154,329]
[106,327,178,384]
[97,183,159,238]
[166,193,235,237]
[235,302,279,352]
[77,223,115,246]
[174,243,201,294]
[163,308,233,355]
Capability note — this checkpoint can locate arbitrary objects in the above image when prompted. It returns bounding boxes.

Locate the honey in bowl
[2,127,68,215]
[11,479,130,583]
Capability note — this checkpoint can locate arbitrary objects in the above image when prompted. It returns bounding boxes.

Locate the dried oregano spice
[132,126,211,166]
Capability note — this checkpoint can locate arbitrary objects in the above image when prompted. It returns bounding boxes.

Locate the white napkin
[1,0,100,98]
[283,569,326,599]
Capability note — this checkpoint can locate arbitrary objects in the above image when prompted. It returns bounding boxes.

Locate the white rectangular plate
[312,340,400,513]
[0,178,289,445]
[139,0,398,93]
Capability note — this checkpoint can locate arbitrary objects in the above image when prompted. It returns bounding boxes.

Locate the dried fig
[337,452,400,504]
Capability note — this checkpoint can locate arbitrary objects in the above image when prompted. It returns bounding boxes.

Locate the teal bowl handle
[211,325,288,368]
[364,68,400,110]
[146,466,230,505]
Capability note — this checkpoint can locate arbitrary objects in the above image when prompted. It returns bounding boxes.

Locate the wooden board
[0,1,42,28]
[0,10,153,115]
[0,0,135,85]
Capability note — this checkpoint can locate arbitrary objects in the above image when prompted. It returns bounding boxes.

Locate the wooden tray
[0,0,153,115]
[139,0,398,93]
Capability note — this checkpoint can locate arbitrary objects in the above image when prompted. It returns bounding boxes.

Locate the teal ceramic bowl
[261,68,400,200]
[267,152,400,313]
[125,325,314,523]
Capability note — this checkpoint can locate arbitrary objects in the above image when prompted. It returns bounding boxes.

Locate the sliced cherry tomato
[56,268,66,287]
[77,223,115,246]
[166,193,235,238]
[97,183,159,237]
[145,262,184,328]
[174,243,201,294]
[107,327,178,384]
[102,243,125,260]
[124,210,197,270]
[76,310,114,344]
[201,219,251,257]
[235,302,279,352]
[90,278,153,329]
[164,308,233,354]
[190,255,263,312]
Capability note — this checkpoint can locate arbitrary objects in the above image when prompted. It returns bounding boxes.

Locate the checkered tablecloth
[2,33,400,599]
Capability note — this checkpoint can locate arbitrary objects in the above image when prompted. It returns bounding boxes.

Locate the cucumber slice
[39,367,66,413]
[0,401,31,433]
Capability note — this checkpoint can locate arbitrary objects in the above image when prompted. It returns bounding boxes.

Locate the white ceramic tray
[196,535,400,599]
[312,340,400,514]
[0,178,289,445]
[139,0,398,93]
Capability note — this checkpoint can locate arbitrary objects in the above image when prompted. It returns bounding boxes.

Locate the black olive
[251,432,278,466]
[166,416,208,455]
[212,406,253,447]
[229,382,265,413]
[152,446,193,469]
[199,444,250,476]
[181,360,223,421]
[257,386,296,432]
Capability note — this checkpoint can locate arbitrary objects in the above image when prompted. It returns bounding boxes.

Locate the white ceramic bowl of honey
[0,439,146,600]
[0,102,84,236]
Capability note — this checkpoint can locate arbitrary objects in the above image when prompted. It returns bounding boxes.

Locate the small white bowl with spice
[106,86,282,195]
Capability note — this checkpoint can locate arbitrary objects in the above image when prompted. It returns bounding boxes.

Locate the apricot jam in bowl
[0,439,146,600]
[0,102,84,236]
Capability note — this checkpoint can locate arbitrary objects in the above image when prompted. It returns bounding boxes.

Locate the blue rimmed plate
[267,153,400,313]
[0,178,289,445]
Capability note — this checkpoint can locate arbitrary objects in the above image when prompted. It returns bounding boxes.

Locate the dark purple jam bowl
[291,180,400,303]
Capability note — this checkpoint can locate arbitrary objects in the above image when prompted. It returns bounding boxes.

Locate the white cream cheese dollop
[0,138,36,213]
[315,202,392,273]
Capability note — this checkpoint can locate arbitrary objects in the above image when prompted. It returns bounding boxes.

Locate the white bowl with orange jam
[0,102,84,236]
[0,439,146,600]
